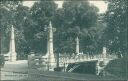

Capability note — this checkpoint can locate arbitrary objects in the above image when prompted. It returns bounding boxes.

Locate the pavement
[3,60,28,72]
[1,60,28,80]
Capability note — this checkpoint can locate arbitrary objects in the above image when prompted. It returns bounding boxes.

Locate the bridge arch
[66,61,98,74]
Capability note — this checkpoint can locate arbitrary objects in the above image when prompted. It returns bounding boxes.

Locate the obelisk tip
[49,21,52,28]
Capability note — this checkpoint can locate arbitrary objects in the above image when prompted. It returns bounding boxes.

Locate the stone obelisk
[76,37,79,54]
[102,47,107,62]
[9,25,17,61]
[47,21,55,70]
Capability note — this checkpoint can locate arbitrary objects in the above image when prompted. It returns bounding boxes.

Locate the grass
[105,57,128,80]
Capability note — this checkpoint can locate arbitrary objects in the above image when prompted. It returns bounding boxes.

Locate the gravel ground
[1,60,123,81]
[28,69,122,81]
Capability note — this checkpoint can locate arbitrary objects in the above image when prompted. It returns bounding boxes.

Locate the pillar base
[9,52,17,62]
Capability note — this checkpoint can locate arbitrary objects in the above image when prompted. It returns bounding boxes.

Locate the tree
[0,1,21,53]
[0,1,30,59]
[14,5,31,59]
[26,0,57,54]
[53,1,99,54]
[0,0,58,58]
[0,0,104,59]
[103,0,128,56]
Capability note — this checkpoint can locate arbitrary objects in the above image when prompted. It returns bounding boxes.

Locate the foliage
[53,1,99,54]
[103,0,128,55]
[0,1,29,59]
[0,1,106,59]
[27,0,57,54]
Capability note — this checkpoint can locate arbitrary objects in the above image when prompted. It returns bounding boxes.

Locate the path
[1,60,28,80]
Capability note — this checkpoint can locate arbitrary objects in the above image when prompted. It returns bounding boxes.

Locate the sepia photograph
[0,0,127,81]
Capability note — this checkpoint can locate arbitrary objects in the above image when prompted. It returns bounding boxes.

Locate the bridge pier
[96,58,110,76]
[66,61,98,74]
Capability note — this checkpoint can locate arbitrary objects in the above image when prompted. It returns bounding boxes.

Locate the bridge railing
[59,54,117,64]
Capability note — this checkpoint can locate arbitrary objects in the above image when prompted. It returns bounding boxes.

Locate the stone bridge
[58,54,117,75]
[28,53,117,75]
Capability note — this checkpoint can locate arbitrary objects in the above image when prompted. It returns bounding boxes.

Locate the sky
[23,1,108,13]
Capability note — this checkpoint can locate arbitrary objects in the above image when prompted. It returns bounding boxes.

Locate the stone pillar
[47,21,56,71]
[9,25,17,61]
[103,47,107,59]
[76,37,79,55]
